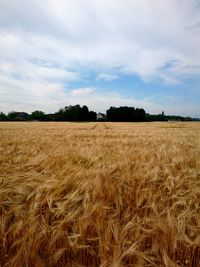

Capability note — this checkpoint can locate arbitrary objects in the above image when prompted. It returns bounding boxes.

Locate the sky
[0,0,200,117]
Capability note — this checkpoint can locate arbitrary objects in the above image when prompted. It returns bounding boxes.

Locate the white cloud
[97,73,118,81]
[1,1,200,79]
[71,87,95,97]
[0,0,200,116]
[0,73,66,112]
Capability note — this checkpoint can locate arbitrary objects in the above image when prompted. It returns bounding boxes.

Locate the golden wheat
[0,122,199,267]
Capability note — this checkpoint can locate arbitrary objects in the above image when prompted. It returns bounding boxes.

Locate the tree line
[0,105,96,122]
[0,104,193,122]
[106,107,146,121]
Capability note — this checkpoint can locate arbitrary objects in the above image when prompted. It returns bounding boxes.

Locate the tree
[106,106,146,122]
[55,108,66,121]
[54,105,96,121]
[7,111,17,121]
[7,112,30,121]
[30,111,45,121]
[88,111,97,121]
[0,112,7,121]
[80,105,89,121]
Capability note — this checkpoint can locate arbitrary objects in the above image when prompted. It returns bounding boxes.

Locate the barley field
[0,122,200,267]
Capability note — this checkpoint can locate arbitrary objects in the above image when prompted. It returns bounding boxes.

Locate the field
[0,122,200,267]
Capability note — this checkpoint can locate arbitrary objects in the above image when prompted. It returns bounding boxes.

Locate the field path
[91,122,110,130]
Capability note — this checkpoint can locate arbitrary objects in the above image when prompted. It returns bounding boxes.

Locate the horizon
[0,1,200,117]
[1,104,198,119]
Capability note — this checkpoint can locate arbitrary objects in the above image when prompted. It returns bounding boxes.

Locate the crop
[0,122,199,266]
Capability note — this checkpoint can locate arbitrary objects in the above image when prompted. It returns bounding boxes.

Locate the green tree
[30,111,45,121]
[7,111,17,121]
[0,112,7,121]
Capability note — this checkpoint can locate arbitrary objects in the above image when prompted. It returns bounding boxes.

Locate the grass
[0,122,200,267]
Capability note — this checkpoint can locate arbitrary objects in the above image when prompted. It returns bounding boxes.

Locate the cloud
[96,73,118,81]
[184,21,200,31]
[0,73,66,112]
[71,87,95,97]
[0,0,200,116]
[1,1,200,79]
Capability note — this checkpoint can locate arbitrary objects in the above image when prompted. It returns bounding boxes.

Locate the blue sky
[0,0,200,117]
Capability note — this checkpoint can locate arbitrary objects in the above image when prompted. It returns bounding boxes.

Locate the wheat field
[0,122,199,267]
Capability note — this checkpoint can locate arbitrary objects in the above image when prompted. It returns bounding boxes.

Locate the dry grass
[0,122,200,267]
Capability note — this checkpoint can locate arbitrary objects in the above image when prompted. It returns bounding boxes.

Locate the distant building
[97,113,107,121]
[14,112,30,121]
